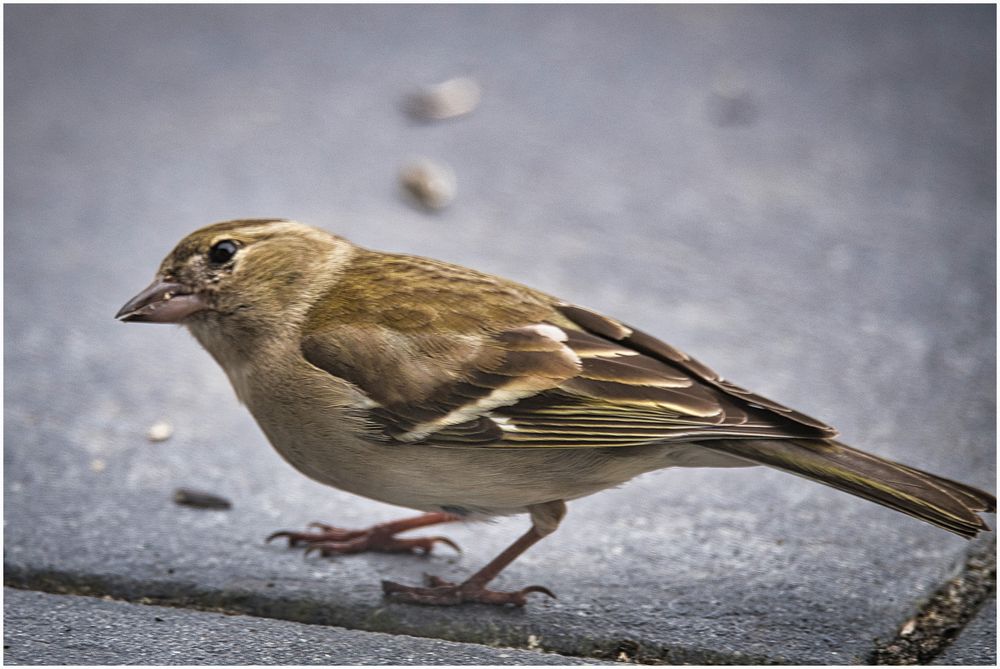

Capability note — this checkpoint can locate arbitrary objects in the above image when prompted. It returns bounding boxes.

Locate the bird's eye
[208,240,238,264]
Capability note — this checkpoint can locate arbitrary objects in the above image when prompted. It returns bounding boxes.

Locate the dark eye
[208,240,238,264]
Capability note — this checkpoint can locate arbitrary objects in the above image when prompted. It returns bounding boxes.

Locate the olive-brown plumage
[117,218,996,606]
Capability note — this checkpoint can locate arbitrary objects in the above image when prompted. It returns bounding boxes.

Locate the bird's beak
[115,278,207,323]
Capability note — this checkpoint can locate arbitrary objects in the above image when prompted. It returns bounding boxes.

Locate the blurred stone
[399,158,456,210]
[707,70,759,127]
[146,421,173,443]
[173,488,232,510]
[405,77,481,121]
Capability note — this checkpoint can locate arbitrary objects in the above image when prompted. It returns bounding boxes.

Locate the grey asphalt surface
[2,588,608,665]
[4,4,996,665]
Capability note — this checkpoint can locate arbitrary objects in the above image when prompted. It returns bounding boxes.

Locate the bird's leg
[382,500,565,606]
[267,511,461,556]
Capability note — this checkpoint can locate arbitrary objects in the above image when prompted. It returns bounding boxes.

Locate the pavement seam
[3,569,782,665]
[868,538,997,665]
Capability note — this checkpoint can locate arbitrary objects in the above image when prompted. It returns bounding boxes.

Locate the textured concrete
[933,598,998,666]
[3,588,606,665]
[4,4,995,665]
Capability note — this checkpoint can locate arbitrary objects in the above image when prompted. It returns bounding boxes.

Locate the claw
[266,524,370,548]
[521,584,556,600]
[429,536,462,555]
[266,530,304,546]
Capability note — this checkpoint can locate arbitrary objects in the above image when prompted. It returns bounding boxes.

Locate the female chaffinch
[117,219,995,606]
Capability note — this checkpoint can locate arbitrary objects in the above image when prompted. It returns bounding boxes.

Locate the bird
[116,218,996,606]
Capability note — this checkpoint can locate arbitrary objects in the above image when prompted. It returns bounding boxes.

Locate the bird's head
[115,219,353,332]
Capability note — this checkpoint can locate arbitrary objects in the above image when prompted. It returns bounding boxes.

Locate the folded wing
[302,300,836,448]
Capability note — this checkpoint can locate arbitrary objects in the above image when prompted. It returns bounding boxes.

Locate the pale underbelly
[261,420,751,516]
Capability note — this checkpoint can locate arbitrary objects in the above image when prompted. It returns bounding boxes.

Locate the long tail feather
[701,439,996,538]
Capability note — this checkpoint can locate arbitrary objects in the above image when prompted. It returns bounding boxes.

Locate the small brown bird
[117,219,995,606]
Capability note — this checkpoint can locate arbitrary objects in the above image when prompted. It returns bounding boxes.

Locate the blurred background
[7,2,994,471]
[3,6,996,659]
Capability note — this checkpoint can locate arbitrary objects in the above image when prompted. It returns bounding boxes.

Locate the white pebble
[400,159,456,210]
[147,420,174,443]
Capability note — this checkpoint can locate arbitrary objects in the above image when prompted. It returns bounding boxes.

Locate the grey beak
[116,279,207,323]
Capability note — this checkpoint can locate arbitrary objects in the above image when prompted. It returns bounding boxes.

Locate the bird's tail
[700,438,996,538]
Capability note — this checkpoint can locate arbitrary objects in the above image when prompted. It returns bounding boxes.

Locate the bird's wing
[301,299,837,448]
[547,304,838,440]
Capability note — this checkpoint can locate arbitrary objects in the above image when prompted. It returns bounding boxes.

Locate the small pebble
[405,76,481,121]
[173,488,232,510]
[147,420,174,443]
[400,159,456,210]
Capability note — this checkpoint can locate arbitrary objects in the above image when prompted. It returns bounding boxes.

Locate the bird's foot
[381,574,555,606]
[267,516,460,557]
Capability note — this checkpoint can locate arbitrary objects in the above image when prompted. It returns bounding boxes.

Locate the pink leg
[381,500,565,606]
